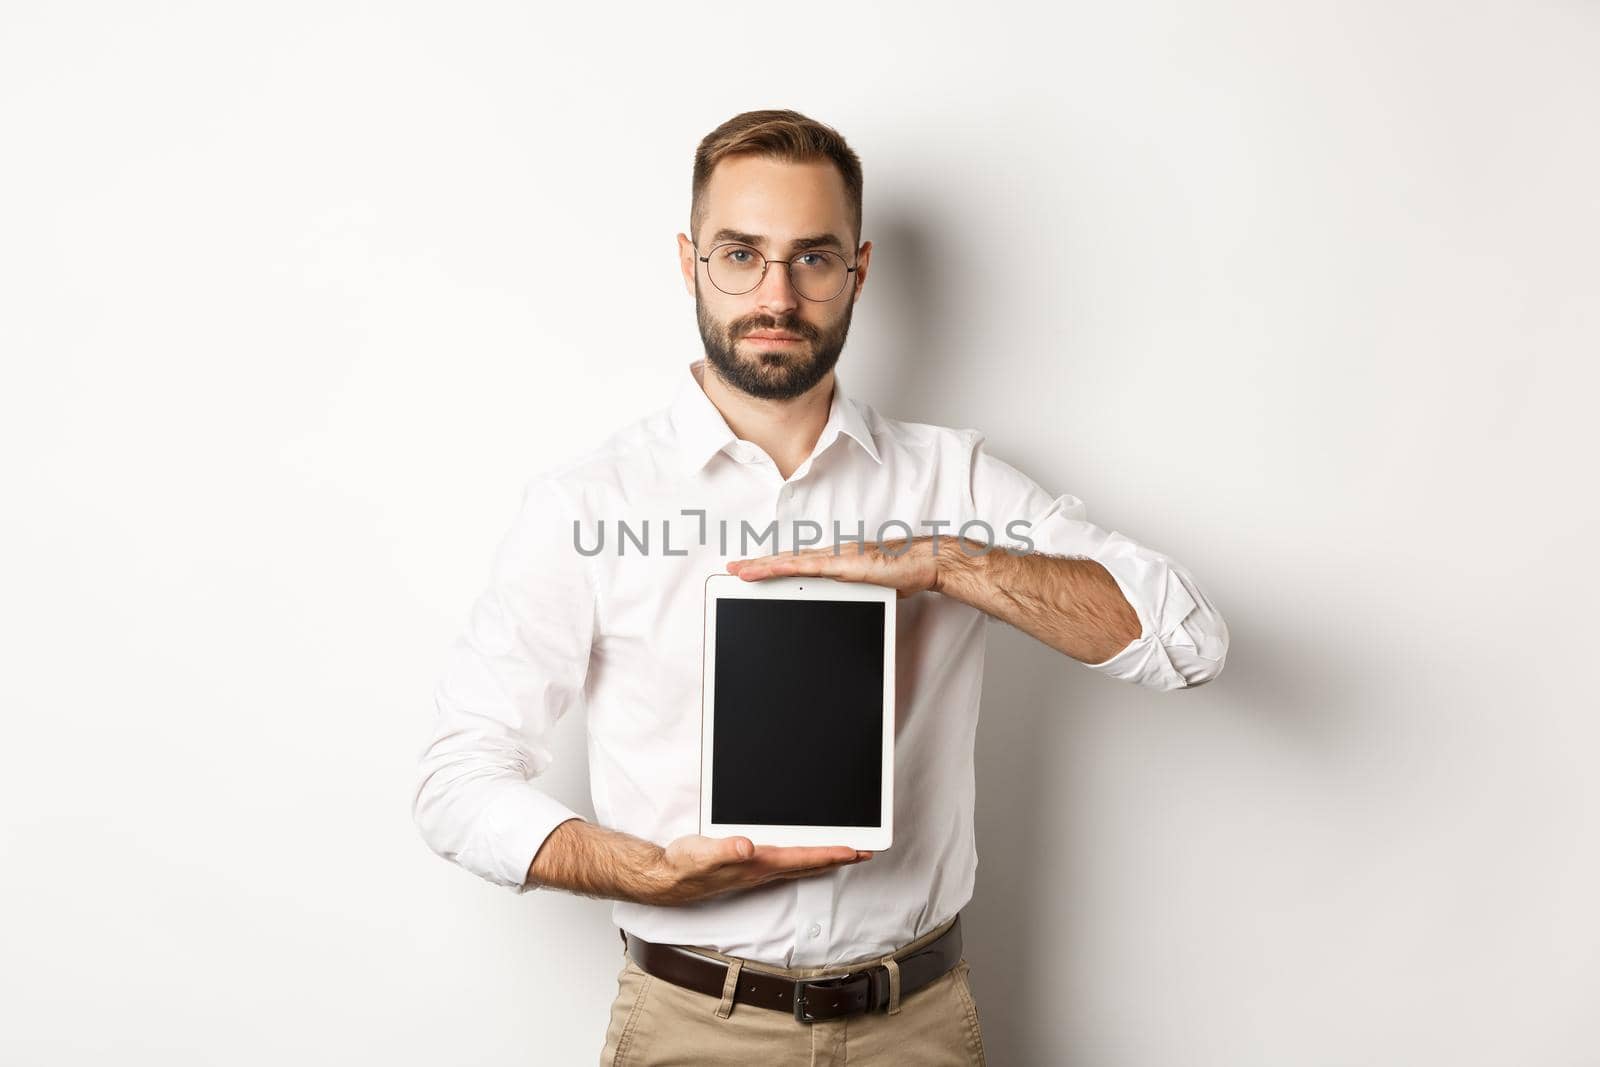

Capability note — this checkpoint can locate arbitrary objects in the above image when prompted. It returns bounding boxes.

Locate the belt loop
[715,957,744,1019]
[881,954,902,1015]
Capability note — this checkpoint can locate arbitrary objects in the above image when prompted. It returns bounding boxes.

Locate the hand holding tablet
[645,833,873,906]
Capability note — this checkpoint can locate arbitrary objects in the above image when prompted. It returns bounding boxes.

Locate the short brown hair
[690,109,864,250]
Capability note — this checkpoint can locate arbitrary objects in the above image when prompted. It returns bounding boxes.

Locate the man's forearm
[934,537,1142,665]
[524,817,667,903]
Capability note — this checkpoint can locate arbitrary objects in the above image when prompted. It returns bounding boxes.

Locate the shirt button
[807,923,822,939]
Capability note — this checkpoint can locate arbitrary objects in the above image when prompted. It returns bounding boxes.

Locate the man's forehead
[702,157,852,245]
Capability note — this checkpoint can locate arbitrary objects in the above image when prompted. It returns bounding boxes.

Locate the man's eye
[725,250,754,263]
[797,254,822,267]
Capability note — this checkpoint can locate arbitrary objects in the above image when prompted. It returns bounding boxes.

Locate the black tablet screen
[711,597,885,827]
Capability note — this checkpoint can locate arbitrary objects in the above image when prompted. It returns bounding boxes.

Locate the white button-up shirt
[413,357,1229,967]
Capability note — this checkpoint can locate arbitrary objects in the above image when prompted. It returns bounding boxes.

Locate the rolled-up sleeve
[412,475,597,892]
[962,430,1229,691]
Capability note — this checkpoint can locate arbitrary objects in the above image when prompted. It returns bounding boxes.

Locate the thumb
[724,837,753,863]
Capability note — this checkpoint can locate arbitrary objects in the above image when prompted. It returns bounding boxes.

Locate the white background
[4,2,1596,1064]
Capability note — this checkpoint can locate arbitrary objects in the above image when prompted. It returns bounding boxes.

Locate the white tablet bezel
[700,573,895,851]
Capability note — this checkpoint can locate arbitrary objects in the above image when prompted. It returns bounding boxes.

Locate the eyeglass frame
[693,239,861,302]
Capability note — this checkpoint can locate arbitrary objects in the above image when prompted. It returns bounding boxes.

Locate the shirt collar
[670,358,882,477]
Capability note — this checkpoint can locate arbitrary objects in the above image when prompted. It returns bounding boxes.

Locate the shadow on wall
[965,598,1338,1061]
[965,622,1092,1062]
[844,202,975,427]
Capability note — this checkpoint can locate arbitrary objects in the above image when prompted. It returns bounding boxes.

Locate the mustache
[734,318,814,339]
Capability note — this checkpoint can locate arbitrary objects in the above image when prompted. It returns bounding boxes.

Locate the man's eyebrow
[708,229,848,254]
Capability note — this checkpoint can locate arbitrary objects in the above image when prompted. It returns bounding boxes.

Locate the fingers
[749,844,861,872]
[748,847,873,886]
[707,836,752,865]
[682,842,876,899]
[697,840,873,883]
[699,839,866,867]
[673,835,753,870]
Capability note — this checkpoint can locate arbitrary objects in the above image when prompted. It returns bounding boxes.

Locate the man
[412,109,1230,1065]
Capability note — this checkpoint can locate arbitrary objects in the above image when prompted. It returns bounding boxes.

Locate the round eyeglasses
[695,241,858,302]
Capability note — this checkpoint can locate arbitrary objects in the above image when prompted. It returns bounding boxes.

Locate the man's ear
[852,240,873,303]
[677,233,697,296]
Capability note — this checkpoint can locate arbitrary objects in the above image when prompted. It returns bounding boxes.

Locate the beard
[696,275,854,401]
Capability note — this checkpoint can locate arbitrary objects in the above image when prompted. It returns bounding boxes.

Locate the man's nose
[754,260,800,315]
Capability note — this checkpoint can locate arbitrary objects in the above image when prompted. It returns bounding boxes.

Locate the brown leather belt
[620,914,962,1024]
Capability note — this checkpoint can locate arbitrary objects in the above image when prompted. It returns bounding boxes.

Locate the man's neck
[697,361,833,481]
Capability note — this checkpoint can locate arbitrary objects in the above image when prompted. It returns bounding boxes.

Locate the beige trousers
[598,915,986,1066]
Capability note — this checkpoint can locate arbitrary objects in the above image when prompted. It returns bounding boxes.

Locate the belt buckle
[793,971,866,1024]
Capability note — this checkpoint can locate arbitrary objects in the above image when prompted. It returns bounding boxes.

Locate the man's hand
[727,536,946,600]
[730,534,1147,667]
[647,834,872,906]
[524,819,871,905]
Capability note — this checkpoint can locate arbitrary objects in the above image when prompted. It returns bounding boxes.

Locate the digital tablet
[700,573,895,851]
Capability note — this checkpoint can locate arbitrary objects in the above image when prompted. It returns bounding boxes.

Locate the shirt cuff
[456,783,586,895]
[1082,553,1203,691]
